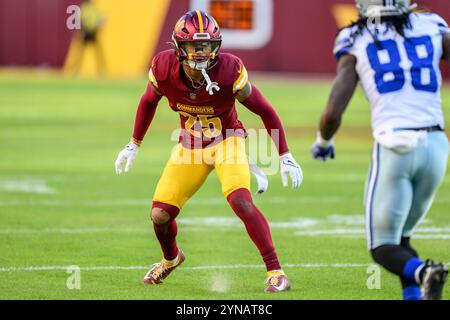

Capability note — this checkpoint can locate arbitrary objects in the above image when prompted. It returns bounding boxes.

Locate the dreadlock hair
[342,11,413,48]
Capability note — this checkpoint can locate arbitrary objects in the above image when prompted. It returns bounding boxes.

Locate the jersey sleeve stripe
[233,66,249,92]
[438,23,450,35]
[333,46,352,60]
[334,43,352,54]
[148,68,158,88]
[335,38,352,49]
[333,29,354,60]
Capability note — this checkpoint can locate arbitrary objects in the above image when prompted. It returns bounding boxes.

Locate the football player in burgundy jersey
[115,10,303,292]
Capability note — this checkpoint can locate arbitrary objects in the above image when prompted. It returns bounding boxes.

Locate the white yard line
[178,217,319,229]
[413,234,450,239]
[0,216,446,235]
[0,180,55,194]
[0,227,147,234]
[1,262,449,273]
[1,195,450,207]
[339,234,450,240]
[295,229,365,236]
[294,228,450,240]
[295,227,450,236]
[0,196,355,207]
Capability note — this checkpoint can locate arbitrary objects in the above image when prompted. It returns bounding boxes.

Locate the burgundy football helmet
[172,10,222,70]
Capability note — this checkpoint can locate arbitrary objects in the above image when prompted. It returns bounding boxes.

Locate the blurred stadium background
[0,0,449,300]
[1,0,449,77]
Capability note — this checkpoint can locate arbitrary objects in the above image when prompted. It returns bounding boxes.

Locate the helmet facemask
[178,39,221,71]
[355,0,416,18]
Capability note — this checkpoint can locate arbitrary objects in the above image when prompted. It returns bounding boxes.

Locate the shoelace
[265,274,281,285]
[148,262,166,280]
[269,277,279,286]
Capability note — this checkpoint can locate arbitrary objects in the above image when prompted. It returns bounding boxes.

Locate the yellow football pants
[153,136,251,209]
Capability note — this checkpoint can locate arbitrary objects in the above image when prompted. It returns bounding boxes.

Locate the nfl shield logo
[189,93,197,100]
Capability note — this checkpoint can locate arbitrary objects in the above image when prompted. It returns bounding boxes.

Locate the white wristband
[316,131,335,148]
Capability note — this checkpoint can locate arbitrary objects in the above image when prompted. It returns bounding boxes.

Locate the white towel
[374,128,427,154]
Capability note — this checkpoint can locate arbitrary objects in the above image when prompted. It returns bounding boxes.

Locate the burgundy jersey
[148,50,249,149]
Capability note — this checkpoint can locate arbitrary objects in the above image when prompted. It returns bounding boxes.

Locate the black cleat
[421,261,448,300]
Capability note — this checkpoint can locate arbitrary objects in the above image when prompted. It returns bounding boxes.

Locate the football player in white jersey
[312,0,450,300]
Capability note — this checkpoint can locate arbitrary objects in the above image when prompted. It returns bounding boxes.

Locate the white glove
[249,162,268,195]
[280,153,303,190]
[115,141,139,175]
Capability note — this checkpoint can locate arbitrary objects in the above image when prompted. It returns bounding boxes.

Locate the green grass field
[0,70,449,300]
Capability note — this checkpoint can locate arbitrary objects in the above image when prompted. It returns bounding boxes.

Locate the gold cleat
[264,270,291,293]
[143,250,185,285]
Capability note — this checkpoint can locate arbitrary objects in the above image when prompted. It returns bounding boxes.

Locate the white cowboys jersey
[334,13,450,132]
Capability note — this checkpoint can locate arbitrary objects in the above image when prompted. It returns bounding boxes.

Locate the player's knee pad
[227,188,254,217]
[151,208,170,225]
[151,201,180,224]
